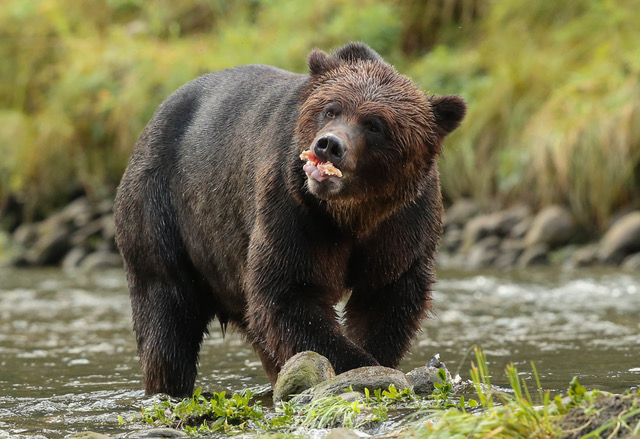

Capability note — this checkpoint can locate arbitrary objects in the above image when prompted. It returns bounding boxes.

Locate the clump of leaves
[430,367,479,411]
[138,388,264,434]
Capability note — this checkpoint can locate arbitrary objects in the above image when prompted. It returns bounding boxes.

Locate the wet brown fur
[114,42,466,397]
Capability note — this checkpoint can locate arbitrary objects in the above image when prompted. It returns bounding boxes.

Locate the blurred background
[1,4,640,436]
[0,0,639,239]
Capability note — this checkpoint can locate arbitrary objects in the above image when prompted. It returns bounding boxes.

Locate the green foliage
[139,388,263,434]
[409,0,640,227]
[430,367,477,410]
[2,1,639,227]
[129,350,638,438]
[408,349,562,438]
[0,0,403,217]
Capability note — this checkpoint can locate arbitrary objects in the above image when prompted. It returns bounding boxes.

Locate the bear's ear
[431,95,467,136]
[308,43,384,77]
[333,42,384,64]
[308,49,342,77]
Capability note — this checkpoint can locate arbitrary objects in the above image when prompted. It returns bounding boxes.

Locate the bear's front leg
[244,240,379,381]
[344,258,434,368]
[245,281,380,380]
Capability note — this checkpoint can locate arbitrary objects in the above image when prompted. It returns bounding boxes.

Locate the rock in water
[325,428,367,439]
[273,351,335,403]
[292,366,411,404]
[68,433,115,439]
[126,428,187,438]
[406,354,453,395]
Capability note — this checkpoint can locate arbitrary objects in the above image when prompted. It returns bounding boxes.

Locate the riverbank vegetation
[126,349,640,438]
[1,0,639,228]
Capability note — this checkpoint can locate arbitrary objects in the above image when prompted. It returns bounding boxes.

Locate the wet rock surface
[406,354,453,395]
[3,196,640,271]
[291,366,411,404]
[126,428,187,439]
[273,351,336,403]
[524,205,576,248]
[439,200,640,270]
[325,427,367,439]
[2,196,121,269]
[274,352,458,405]
[598,211,640,264]
[68,433,115,439]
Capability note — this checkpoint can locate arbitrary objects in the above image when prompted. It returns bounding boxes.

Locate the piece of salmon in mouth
[300,150,343,182]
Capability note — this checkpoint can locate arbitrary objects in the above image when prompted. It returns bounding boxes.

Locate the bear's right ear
[308,49,341,77]
[431,95,467,137]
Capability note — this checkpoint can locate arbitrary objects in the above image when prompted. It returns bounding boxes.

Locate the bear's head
[296,42,465,221]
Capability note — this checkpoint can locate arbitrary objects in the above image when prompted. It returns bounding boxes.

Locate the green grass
[1,1,639,227]
[127,348,640,438]
[410,1,640,228]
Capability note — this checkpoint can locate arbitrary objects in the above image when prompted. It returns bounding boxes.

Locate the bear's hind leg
[128,271,213,397]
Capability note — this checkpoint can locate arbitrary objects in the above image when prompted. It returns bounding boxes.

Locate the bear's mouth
[300,150,343,182]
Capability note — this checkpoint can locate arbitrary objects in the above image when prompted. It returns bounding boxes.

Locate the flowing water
[0,267,639,438]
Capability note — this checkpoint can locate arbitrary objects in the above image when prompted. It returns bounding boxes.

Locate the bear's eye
[325,109,336,118]
[363,118,384,134]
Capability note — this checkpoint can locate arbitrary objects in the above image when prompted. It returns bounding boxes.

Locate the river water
[0,267,639,437]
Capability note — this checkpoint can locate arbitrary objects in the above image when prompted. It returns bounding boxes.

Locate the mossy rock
[292,366,411,404]
[273,351,335,403]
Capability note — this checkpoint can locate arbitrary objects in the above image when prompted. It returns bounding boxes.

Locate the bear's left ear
[308,49,341,77]
[431,95,467,136]
[308,43,384,77]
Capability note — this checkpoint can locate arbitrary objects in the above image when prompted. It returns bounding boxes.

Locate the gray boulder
[80,251,123,269]
[68,433,115,439]
[126,429,186,439]
[71,217,105,247]
[26,219,73,265]
[445,198,479,229]
[292,366,411,404]
[273,351,335,403]
[525,205,576,248]
[465,236,501,268]
[622,253,640,270]
[567,244,599,268]
[493,238,525,268]
[60,197,95,228]
[12,222,39,246]
[598,211,640,264]
[518,243,550,267]
[101,213,117,249]
[462,205,530,250]
[406,355,452,395]
[62,246,89,270]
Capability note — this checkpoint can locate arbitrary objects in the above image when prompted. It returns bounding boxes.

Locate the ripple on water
[0,267,639,437]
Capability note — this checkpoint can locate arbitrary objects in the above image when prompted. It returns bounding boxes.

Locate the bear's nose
[314,134,347,164]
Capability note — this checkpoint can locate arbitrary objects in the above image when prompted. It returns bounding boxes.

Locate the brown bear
[114,42,465,397]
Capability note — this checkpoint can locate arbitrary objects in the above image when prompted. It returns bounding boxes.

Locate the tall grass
[1,0,639,228]
[0,0,402,218]
[410,0,640,228]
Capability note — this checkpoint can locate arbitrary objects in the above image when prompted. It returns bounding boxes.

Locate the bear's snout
[314,133,347,165]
